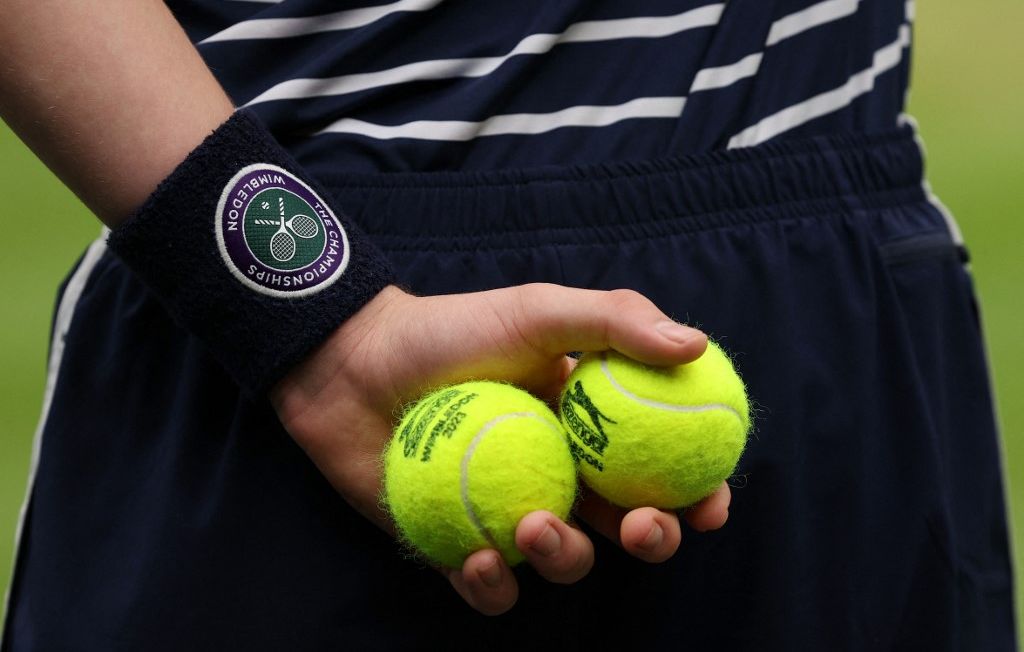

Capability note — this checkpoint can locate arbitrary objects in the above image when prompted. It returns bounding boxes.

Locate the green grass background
[1,1,1021,637]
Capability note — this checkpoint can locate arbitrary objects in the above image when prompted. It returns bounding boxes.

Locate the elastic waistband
[320,128,926,249]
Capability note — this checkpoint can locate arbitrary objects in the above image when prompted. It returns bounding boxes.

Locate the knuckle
[606,287,648,311]
[511,282,557,309]
[519,281,559,296]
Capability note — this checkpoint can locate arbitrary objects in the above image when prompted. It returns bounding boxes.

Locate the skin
[1,0,731,617]
[271,284,731,614]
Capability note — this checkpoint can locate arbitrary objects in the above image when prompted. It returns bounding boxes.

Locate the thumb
[510,284,707,365]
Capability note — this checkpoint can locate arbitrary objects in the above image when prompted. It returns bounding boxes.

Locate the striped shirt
[170,0,913,177]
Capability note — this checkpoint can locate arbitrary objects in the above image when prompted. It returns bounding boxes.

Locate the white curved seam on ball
[460,411,561,548]
[600,355,744,421]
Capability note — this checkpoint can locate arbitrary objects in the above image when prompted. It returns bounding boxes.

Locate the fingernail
[478,556,502,588]
[655,320,700,344]
[529,524,562,558]
[638,523,664,551]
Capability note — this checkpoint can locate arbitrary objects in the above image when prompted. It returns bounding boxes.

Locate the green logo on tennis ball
[561,381,615,472]
[397,389,479,462]
[242,188,326,271]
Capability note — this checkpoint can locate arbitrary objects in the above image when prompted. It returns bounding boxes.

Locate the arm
[1,0,730,617]
[0,0,233,225]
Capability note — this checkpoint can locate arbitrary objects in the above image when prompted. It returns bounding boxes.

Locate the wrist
[107,110,396,397]
[270,285,413,430]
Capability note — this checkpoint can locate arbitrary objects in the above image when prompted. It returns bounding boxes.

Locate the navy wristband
[108,110,395,397]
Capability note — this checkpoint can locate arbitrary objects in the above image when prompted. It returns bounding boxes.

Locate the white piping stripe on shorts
[459,412,562,548]
[599,355,744,422]
[201,0,443,44]
[315,96,687,141]
[896,113,964,246]
[243,4,724,106]
[1,231,109,634]
[898,103,1012,579]
[728,24,910,149]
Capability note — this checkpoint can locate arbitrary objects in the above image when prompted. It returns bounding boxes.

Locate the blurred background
[1,0,1021,639]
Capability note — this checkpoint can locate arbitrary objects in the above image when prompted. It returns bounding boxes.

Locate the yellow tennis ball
[383,381,577,568]
[559,342,750,509]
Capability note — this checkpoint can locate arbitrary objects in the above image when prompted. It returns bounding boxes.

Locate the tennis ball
[559,342,750,509]
[383,381,577,569]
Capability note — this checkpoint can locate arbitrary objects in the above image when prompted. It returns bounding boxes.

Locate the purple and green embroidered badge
[216,164,349,297]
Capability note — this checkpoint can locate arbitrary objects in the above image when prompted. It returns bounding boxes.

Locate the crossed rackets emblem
[253,195,320,262]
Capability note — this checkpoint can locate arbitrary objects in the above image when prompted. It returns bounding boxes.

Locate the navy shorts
[4,127,1015,650]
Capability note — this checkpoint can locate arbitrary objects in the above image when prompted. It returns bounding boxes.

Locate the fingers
[619,507,683,563]
[682,481,731,532]
[447,549,519,616]
[448,482,731,616]
[515,511,594,584]
[509,284,708,366]
[574,486,682,563]
[531,355,578,409]
[445,510,596,616]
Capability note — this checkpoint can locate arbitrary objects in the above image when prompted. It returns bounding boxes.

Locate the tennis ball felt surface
[384,381,577,569]
[560,342,750,509]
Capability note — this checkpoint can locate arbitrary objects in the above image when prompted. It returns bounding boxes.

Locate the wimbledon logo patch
[215,163,350,297]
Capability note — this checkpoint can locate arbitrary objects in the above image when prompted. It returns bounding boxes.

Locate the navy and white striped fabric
[170,0,914,176]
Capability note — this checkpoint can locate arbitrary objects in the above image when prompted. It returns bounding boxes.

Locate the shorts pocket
[877,227,1015,649]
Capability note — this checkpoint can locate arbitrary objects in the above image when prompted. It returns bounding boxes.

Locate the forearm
[0,0,234,226]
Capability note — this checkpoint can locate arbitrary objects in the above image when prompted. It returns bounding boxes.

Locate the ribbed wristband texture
[108,110,395,397]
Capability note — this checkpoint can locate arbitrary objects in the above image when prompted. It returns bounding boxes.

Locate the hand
[270,283,731,615]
